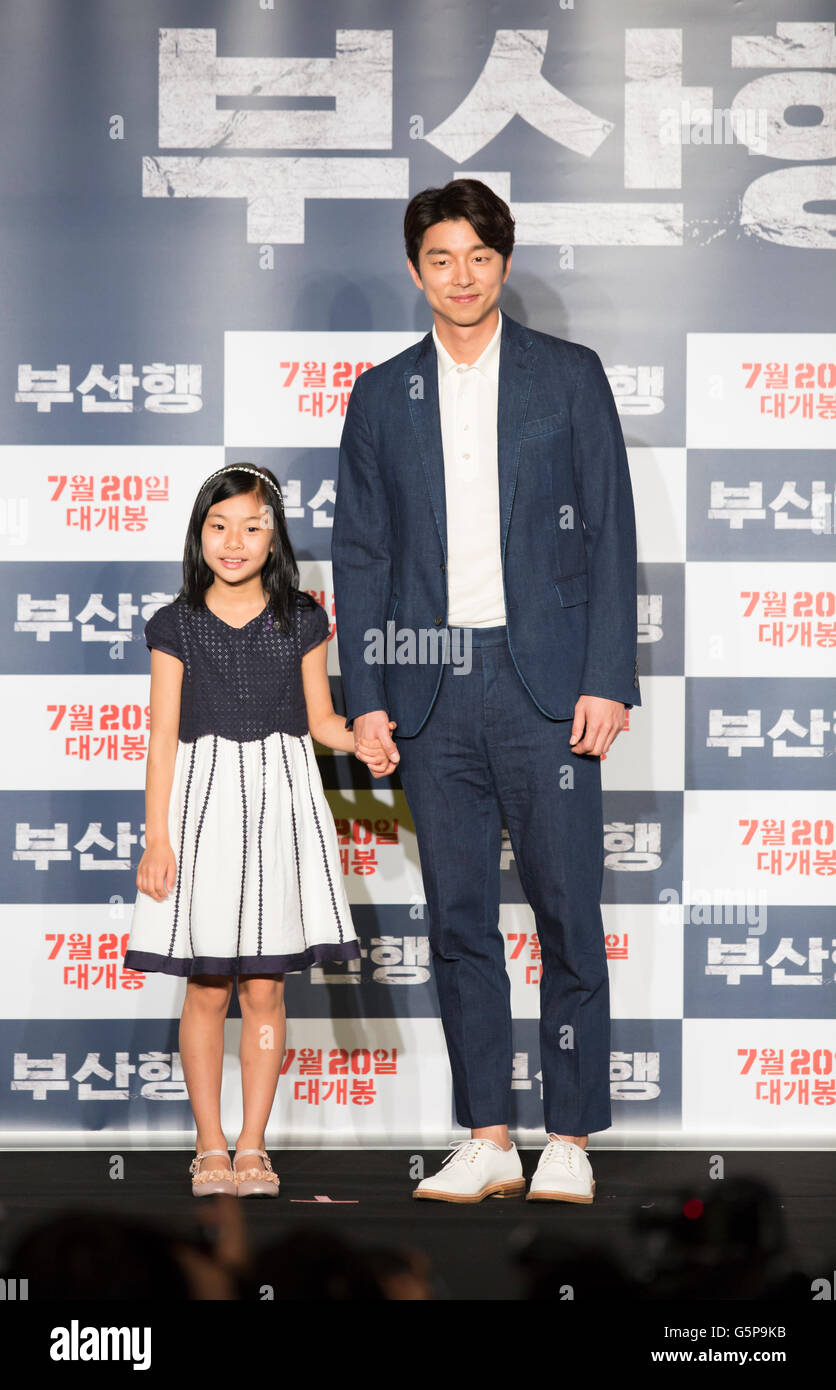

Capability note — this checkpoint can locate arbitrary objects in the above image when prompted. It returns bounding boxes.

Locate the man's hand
[353,709,400,778]
[355,721,398,776]
[569,695,625,757]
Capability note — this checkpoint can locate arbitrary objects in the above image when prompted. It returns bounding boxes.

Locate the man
[331,179,640,1203]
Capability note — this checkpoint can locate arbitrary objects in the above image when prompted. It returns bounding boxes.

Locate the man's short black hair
[404,178,515,270]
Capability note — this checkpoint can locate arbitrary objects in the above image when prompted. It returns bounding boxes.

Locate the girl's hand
[362,745,392,777]
[355,721,397,777]
[136,843,177,901]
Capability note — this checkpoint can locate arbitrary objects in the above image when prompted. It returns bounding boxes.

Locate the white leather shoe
[526,1138,595,1204]
[413,1138,526,1203]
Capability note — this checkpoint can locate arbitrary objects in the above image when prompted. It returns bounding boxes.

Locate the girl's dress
[124,590,360,977]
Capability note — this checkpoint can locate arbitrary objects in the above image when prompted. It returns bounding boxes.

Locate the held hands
[569,694,626,757]
[353,711,400,778]
[351,697,626,770]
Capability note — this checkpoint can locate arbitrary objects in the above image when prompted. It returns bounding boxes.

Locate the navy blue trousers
[396,625,612,1136]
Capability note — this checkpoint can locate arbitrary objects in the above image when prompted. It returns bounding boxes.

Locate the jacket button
[434,616,442,625]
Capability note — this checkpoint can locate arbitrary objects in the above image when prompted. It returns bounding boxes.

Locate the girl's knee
[237,974,285,1010]
[184,974,234,1009]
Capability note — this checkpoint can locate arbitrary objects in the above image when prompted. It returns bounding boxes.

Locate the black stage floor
[1,1147,833,1303]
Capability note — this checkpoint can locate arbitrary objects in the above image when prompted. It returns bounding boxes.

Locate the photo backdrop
[1,0,834,1147]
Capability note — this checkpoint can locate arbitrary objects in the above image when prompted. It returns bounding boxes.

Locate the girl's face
[201,488,276,587]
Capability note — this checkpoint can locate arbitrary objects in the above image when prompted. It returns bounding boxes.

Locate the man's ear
[502,251,513,282]
[406,256,423,291]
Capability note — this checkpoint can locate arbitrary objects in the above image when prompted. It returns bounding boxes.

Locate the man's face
[407,217,511,328]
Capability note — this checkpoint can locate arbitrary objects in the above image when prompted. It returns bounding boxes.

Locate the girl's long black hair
[175,463,315,633]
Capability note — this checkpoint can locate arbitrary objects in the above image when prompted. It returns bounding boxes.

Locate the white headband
[203,464,285,510]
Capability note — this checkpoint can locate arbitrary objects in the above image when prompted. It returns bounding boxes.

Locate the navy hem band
[123,939,361,978]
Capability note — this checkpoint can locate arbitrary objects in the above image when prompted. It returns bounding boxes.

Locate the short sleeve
[300,601,330,656]
[145,603,183,662]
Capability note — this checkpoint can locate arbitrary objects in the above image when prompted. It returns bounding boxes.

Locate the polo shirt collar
[433,308,502,377]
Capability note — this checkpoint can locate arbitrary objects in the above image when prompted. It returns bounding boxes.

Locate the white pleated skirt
[124,730,359,977]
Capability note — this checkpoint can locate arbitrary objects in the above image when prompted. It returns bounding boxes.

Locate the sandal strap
[234,1149,274,1174]
[190,1149,232,1176]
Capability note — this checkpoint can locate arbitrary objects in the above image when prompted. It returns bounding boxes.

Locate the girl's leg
[180,973,235,1155]
[235,973,286,1161]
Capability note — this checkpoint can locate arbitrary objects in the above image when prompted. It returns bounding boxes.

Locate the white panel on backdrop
[627,448,687,563]
[501,902,538,1018]
[685,561,836,677]
[502,902,684,1021]
[324,788,424,905]
[605,904,685,1020]
[684,790,835,907]
[682,1018,836,1136]
[0,447,225,560]
[601,675,685,791]
[0,906,185,1019]
[687,334,836,449]
[1,677,160,790]
[224,332,425,447]
[298,558,339,675]
[223,1016,454,1146]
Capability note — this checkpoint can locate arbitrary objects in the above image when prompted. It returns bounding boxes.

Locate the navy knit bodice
[143,591,330,743]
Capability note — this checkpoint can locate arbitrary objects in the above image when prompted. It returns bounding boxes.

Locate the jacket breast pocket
[553,570,588,607]
[522,411,569,439]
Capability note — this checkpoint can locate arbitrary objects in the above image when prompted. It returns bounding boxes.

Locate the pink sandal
[233,1148,280,1197]
[189,1148,236,1197]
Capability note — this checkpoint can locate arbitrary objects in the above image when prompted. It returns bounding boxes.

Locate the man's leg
[483,643,612,1141]
[396,646,514,1137]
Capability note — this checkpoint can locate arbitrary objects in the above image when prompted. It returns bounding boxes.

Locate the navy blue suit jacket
[331,311,641,738]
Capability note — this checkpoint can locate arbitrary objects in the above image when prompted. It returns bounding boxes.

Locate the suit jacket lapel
[404,332,448,560]
[497,315,535,556]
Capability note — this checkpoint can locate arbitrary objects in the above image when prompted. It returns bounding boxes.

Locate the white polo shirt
[432,309,506,628]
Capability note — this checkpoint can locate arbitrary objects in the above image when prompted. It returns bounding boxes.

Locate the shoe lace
[440,1138,489,1169]
[542,1139,579,1172]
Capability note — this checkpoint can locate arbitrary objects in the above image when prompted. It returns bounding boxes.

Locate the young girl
[125,463,392,1198]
